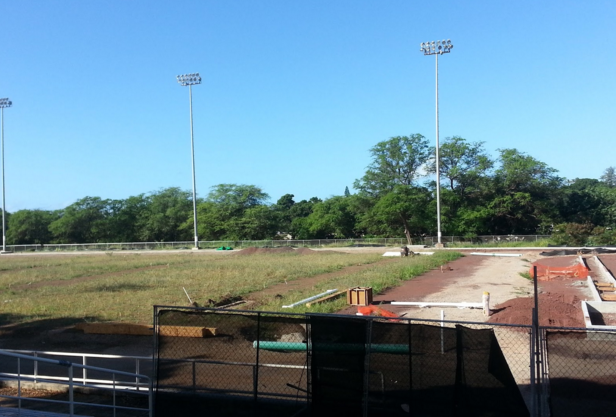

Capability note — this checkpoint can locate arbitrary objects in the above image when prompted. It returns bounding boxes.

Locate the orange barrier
[530,263,588,281]
[357,304,399,319]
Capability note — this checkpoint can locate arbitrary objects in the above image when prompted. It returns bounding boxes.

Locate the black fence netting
[545,329,616,417]
[153,307,528,417]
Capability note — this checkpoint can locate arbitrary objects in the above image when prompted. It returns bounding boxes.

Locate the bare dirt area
[338,249,594,327]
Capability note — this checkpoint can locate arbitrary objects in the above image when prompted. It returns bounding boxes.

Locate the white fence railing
[0,349,152,416]
[3,235,551,253]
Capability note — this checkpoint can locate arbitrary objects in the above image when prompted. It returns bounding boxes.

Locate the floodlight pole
[421,40,453,248]
[0,98,12,254]
[177,74,201,250]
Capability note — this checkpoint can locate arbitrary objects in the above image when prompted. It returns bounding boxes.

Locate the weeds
[519,272,532,280]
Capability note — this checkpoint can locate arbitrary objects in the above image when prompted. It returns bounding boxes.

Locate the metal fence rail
[6,235,551,253]
[0,349,152,417]
[2,350,152,390]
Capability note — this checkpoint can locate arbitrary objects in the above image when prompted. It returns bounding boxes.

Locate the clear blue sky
[1,1,614,211]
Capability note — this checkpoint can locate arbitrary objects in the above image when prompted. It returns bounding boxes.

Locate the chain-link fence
[6,235,551,253]
[152,307,534,417]
[542,327,616,417]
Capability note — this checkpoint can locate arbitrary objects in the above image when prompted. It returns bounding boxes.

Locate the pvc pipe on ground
[281,289,338,308]
[391,301,482,309]
[252,341,409,354]
[469,252,521,257]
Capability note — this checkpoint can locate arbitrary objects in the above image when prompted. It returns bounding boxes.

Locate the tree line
[5,135,616,246]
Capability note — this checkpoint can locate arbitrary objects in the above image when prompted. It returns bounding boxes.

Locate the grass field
[0,250,461,328]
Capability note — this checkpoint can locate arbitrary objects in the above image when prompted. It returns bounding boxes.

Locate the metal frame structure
[176,73,202,250]
[420,40,453,247]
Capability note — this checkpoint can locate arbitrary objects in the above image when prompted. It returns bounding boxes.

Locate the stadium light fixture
[420,39,453,248]
[176,73,201,250]
[0,98,12,253]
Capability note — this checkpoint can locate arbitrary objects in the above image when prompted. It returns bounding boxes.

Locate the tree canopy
[4,136,615,246]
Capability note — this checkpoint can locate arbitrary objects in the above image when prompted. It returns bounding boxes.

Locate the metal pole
[188,85,199,250]
[435,52,442,246]
[421,40,451,248]
[1,107,6,253]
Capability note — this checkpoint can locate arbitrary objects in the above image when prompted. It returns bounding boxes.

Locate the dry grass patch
[0,251,383,326]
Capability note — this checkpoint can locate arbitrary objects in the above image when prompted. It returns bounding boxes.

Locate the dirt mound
[489,291,584,327]
[235,247,333,256]
[235,247,296,255]
[295,247,317,254]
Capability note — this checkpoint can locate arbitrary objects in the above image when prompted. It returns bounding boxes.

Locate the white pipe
[282,289,338,309]
[391,301,482,309]
[469,252,521,257]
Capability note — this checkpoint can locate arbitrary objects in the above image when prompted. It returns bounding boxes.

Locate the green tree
[428,136,493,195]
[360,186,431,244]
[354,135,432,241]
[354,134,431,197]
[600,166,616,187]
[273,194,296,236]
[425,137,494,236]
[289,197,321,239]
[304,196,358,239]
[139,188,194,242]
[108,195,148,242]
[49,197,111,243]
[7,209,57,244]
[488,149,564,233]
[197,184,273,240]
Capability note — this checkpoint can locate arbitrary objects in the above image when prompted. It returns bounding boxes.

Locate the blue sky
[1,1,614,211]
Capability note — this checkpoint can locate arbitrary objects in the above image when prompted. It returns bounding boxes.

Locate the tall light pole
[176,73,201,250]
[0,98,12,254]
[421,39,453,248]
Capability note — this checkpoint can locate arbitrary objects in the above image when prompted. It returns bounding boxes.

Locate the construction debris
[356,304,398,318]
[305,290,346,307]
[282,289,338,308]
[75,323,217,338]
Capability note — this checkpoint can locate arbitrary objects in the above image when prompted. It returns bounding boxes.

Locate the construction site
[2,247,616,416]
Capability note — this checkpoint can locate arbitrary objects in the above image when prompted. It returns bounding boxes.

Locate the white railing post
[83,355,87,384]
[33,352,38,384]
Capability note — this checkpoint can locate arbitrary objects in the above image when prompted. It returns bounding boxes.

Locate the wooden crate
[347,287,373,306]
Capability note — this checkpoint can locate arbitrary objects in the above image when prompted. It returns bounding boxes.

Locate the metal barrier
[153,307,533,417]
[0,349,152,417]
[2,350,152,390]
